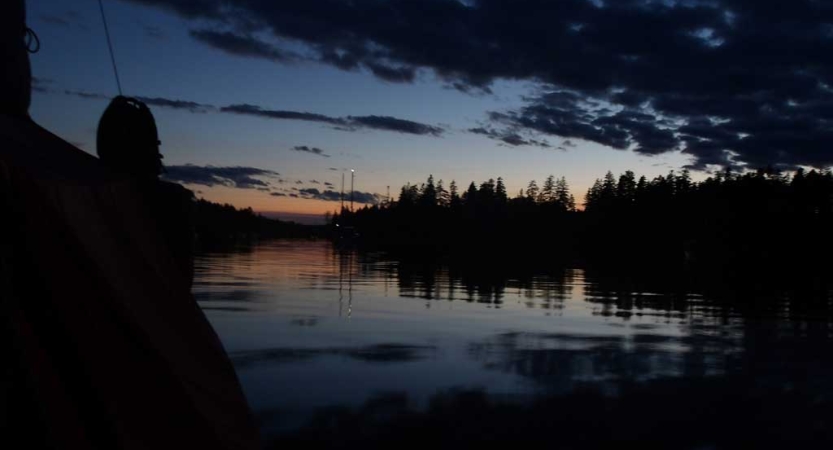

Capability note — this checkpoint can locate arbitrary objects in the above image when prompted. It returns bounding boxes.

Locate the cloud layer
[135,96,214,113]
[222,104,444,136]
[121,0,833,169]
[297,188,381,204]
[291,146,330,157]
[162,164,280,189]
[46,89,443,136]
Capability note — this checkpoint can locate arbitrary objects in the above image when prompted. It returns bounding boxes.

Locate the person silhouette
[97,96,196,285]
[1,2,258,448]
[0,0,30,119]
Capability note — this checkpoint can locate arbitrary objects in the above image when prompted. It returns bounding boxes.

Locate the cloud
[189,29,298,62]
[469,127,550,148]
[221,104,345,125]
[309,180,321,184]
[349,115,444,136]
[122,0,833,169]
[324,182,334,187]
[63,90,109,100]
[61,90,212,112]
[49,87,442,137]
[366,62,418,83]
[291,145,330,157]
[135,96,214,112]
[298,188,381,204]
[222,104,443,136]
[162,164,280,189]
[328,167,339,171]
[270,192,287,197]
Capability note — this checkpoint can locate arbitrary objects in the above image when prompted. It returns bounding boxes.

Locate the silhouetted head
[0,0,31,118]
[97,96,163,179]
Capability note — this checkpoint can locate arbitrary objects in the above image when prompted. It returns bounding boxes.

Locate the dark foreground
[276,377,832,449]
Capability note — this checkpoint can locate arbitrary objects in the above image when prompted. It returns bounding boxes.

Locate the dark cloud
[190,29,298,62]
[328,167,339,171]
[222,104,443,136]
[469,127,550,148]
[291,146,330,157]
[270,192,287,197]
[64,90,109,100]
[366,62,418,83]
[51,86,441,137]
[349,115,444,136]
[123,0,833,169]
[309,180,321,184]
[162,164,280,189]
[135,96,214,112]
[61,89,212,112]
[298,188,380,204]
[221,104,345,126]
[324,182,334,187]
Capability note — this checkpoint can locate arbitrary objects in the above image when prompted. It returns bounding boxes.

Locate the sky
[27,0,833,223]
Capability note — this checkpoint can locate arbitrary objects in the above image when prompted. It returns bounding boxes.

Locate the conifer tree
[496,177,508,203]
[540,175,556,203]
[555,177,574,211]
[526,180,539,201]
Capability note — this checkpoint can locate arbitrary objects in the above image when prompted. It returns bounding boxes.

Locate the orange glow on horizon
[190,185,351,217]
[186,179,592,217]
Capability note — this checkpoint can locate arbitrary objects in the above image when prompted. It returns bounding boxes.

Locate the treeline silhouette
[194,198,322,246]
[332,168,833,277]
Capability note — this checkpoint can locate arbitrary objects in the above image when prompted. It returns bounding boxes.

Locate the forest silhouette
[192,198,322,246]
[331,167,833,280]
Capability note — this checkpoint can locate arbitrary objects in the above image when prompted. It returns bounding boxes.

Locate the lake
[194,239,833,447]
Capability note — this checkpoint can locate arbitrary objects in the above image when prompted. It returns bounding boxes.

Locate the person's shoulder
[1,114,109,183]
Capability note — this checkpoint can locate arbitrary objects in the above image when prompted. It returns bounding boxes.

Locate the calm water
[194,240,833,444]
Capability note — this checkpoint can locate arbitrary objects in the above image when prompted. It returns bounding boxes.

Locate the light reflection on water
[193,240,833,439]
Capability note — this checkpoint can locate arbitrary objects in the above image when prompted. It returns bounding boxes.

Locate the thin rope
[97,0,123,95]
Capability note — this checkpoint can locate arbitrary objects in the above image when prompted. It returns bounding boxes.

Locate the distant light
[351,169,355,173]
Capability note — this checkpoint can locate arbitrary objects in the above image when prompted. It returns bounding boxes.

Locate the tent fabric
[0,114,260,449]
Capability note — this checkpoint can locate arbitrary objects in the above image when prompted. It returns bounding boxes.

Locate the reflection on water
[194,240,833,445]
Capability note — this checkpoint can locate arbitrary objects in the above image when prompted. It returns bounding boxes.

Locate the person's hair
[0,0,31,118]
[97,96,163,178]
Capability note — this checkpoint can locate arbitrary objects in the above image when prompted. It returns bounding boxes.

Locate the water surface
[193,240,833,445]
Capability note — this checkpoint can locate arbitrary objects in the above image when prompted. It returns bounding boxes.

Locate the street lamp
[350,169,355,212]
